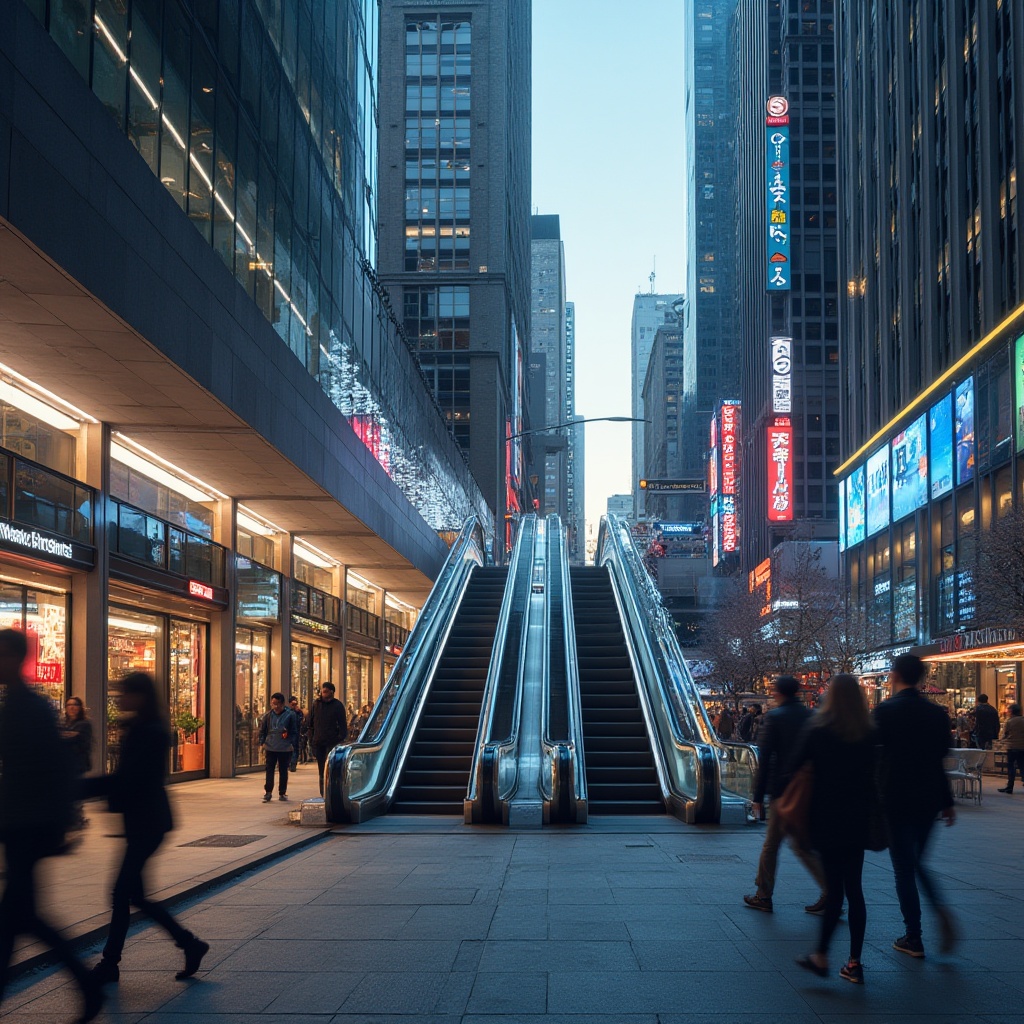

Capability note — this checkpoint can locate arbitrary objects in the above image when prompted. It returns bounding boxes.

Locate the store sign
[770,337,792,413]
[765,99,791,291]
[767,418,793,521]
[852,644,914,675]
[34,661,63,684]
[639,478,706,493]
[0,519,93,569]
[720,402,739,496]
[291,613,341,640]
[188,579,215,602]
[721,495,738,553]
[938,627,1020,655]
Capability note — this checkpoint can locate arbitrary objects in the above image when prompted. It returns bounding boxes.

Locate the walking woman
[61,696,93,828]
[83,672,208,984]
[792,673,876,984]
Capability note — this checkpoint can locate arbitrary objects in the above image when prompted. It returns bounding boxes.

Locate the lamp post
[507,415,649,443]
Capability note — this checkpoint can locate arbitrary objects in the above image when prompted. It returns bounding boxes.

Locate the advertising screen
[1016,334,1024,453]
[929,393,953,499]
[838,477,847,552]
[766,419,794,521]
[891,414,928,522]
[766,120,791,291]
[721,402,739,495]
[955,376,975,485]
[866,446,890,537]
[846,466,866,547]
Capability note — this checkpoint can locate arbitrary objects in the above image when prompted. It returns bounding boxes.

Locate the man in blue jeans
[874,653,957,958]
[259,693,297,802]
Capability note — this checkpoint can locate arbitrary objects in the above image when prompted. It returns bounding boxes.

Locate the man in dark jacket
[743,676,826,914]
[0,629,102,1020]
[308,681,348,795]
[874,653,956,958]
[973,693,1000,749]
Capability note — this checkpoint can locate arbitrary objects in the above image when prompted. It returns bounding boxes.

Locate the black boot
[88,958,120,984]
[176,935,210,979]
[73,978,105,1023]
[998,786,1014,793]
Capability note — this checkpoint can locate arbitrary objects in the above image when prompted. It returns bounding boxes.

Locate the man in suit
[874,653,956,958]
[743,676,826,914]
[973,693,1000,750]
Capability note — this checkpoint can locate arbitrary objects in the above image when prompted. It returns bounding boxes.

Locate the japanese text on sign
[765,97,791,291]
[767,418,794,522]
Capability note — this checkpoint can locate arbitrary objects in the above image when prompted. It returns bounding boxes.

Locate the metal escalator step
[587,800,665,814]
[390,800,464,815]
[404,755,471,771]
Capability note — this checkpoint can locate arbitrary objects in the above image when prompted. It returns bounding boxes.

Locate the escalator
[569,566,663,814]
[391,566,509,813]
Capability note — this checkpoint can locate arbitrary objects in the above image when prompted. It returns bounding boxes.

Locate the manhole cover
[677,853,742,863]
[180,834,267,848]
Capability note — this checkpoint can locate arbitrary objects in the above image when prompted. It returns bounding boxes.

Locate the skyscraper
[565,302,586,563]
[377,2,533,534]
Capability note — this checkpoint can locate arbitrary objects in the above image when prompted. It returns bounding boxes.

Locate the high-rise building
[835,2,1024,697]
[631,293,686,519]
[377,2,532,536]
[565,302,586,563]
[642,323,687,522]
[0,0,488,778]
[733,0,840,571]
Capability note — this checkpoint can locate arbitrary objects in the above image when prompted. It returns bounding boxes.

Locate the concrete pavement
[3,780,1024,1022]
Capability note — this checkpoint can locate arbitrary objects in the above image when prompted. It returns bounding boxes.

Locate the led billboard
[955,376,975,485]
[767,418,794,521]
[929,393,953,499]
[866,446,890,537]
[838,477,847,552]
[1016,334,1024,453]
[846,465,866,547]
[891,413,928,522]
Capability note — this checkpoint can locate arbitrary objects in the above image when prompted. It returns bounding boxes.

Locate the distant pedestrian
[751,704,764,744]
[974,693,1000,750]
[259,693,297,802]
[61,696,93,828]
[874,654,957,958]
[717,706,735,740]
[744,676,827,915]
[737,706,756,742]
[997,704,1024,794]
[84,672,208,987]
[309,682,348,796]
[792,674,876,984]
[0,629,102,1022]
[288,696,305,771]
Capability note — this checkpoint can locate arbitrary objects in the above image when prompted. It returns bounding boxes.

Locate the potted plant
[174,710,205,772]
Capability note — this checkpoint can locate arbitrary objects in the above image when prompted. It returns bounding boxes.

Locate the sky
[531,1,687,540]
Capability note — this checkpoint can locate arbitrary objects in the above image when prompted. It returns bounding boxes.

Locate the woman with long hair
[61,696,93,828]
[83,672,208,984]
[792,673,876,984]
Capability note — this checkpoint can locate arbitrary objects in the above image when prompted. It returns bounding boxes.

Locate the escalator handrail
[597,514,721,823]
[597,515,760,801]
[324,515,485,822]
[540,515,587,823]
[464,514,537,823]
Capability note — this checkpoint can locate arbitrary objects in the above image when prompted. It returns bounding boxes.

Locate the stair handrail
[539,515,587,823]
[324,516,486,823]
[597,513,722,823]
[464,514,537,823]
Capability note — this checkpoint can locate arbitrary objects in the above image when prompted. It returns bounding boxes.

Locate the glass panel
[160,0,191,212]
[24,589,68,708]
[92,0,129,130]
[12,461,80,538]
[118,505,151,562]
[0,451,8,517]
[169,527,186,574]
[107,609,161,772]
[235,626,269,769]
[50,0,91,80]
[169,619,206,774]
[188,36,217,242]
[0,404,76,476]
[185,535,213,582]
[235,557,282,621]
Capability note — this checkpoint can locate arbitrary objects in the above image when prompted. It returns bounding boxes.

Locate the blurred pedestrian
[874,654,956,958]
[792,674,876,984]
[744,676,827,915]
[61,696,93,828]
[717,705,735,740]
[974,694,1000,750]
[309,682,348,796]
[997,703,1024,793]
[260,692,296,801]
[0,629,102,1022]
[84,672,208,986]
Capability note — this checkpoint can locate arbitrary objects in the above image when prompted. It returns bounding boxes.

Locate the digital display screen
[866,446,890,537]
[846,466,866,547]
[955,377,975,485]
[838,477,847,552]
[1015,334,1024,453]
[929,393,953,499]
[891,414,928,522]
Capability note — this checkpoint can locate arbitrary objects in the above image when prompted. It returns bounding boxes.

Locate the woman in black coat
[791,673,876,984]
[83,672,208,984]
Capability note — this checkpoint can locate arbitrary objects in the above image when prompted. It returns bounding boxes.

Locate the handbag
[774,762,813,845]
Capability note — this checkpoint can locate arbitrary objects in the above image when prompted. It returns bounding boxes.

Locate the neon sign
[767,417,793,521]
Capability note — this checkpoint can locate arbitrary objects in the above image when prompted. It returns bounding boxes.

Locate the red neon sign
[721,403,739,496]
[188,579,215,601]
[767,418,793,522]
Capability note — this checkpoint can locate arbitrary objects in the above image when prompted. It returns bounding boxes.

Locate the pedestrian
[717,705,735,740]
[751,703,764,744]
[0,629,103,1022]
[288,695,304,771]
[84,672,208,987]
[743,675,827,915]
[61,696,93,828]
[997,703,1024,793]
[792,674,877,984]
[309,681,348,795]
[974,693,1001,750]
[259,692,297,802]
[874,653,957,958]
[737,705,755,742]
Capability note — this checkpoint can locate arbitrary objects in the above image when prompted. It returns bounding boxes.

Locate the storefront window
[236,558,281,621]
[291,640,331,711]
[108,609,161,772]
[0,403,76,477]
[294,559,333,592]
[0,584,69,708]
[235,626,269,769]
[346,651,374,708]
[169,619,207,774]
[110,458,215,537]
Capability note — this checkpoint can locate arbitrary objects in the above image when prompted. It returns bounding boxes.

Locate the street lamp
[507,415,649,442]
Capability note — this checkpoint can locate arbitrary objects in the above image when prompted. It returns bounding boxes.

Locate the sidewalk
[11,766,330,971]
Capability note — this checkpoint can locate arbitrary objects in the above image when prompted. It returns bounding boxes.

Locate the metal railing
[0,448,93,544]
[324,516,485,822]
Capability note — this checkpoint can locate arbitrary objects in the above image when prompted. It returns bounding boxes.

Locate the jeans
[103,832,191,963]
[818,846,866,960]
[1006,749,1024,790]
[887,814,943,940]
[754,804,826,898]
[314,744,330,796]
[264,750,290,796]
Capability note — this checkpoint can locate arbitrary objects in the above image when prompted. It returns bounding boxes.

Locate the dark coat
[753,697,813,802]
[873,688,954,821]
[83,719,173,840]
[309,697,348,749]
[791,720,876,853]
[973,702,1000,748]
[63,717,93,774]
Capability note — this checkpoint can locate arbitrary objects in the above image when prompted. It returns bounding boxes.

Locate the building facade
[733,0,841,572]
[0,0,487,779]
[377,1,532,539]
[836,1,1024,707]
[565,302,585,563]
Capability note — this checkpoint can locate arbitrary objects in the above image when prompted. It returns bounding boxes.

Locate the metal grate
[677,853,742,863]
[180,834,267,848]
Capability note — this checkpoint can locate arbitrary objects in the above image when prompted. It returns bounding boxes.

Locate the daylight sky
[531,1,687,540]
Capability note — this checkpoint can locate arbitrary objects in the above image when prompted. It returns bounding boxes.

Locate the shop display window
[110,458,214,537]
[107,609,161,773]
[346,651,374,708]
[291,641,331,713]
[294,559,333,593]
[0,584,69,708]
[169,619,206,773]
[0,404,76,477]
[235,626,269,769]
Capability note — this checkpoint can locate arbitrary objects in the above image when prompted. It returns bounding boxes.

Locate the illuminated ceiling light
[293,542,336,569]
[237,509,278,537]
[0,380,80,432]
[347,571,376,591]
[0,363,97,427]
[109,615,159,634]
[385,594,417,612]
[111,436,223,504]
